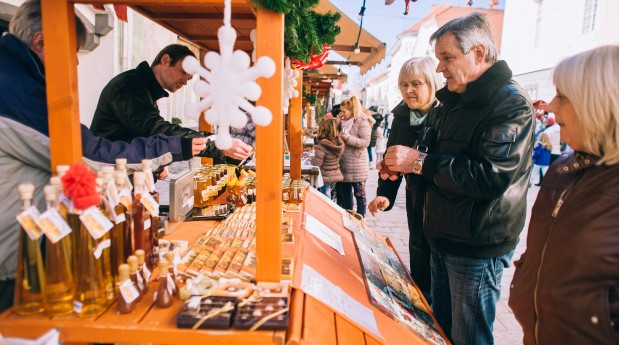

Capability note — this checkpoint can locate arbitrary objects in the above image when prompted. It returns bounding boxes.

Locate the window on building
[582,0,598,33]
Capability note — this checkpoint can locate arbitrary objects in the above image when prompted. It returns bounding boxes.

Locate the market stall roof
[315,0,386,75]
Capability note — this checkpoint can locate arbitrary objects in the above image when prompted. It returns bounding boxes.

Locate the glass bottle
[164,251,178,296]
[156,260,173,308]
[131,172,151,268]
[96,178,115,301]
[14,183,45,315]
[193,173,208,208]
[127,255,144,301]
[115,171,133,260]
[42,185,74,316]
[135,249,150,294]
[57,165,81,279]
[142,160,160,268]
[116,264,135,314]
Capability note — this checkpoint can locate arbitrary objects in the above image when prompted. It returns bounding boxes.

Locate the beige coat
[311,138,344,184]
[339,115,371,182]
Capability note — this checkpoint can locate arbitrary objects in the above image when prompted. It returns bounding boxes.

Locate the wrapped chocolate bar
[233,296,289,331]
[176,296,237,330]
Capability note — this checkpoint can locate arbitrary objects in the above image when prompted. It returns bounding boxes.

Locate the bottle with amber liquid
[156,260,173,308]
[141,160,160,268]
[96,178,115,301]
[14,183,45,315]
[42,185,74,316]
[117,264,136,314]
[115,171,133,260]
[164,251,178,296]
[135,249,150,294]
[56,165,81,278]
[127,255,145,302]
[101,166,124,295]
[131,172,152,268]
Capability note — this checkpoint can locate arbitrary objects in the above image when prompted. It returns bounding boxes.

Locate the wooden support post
[289,70,303,180]
[41,0,82,171]
[198,50,213,164]
[306,103,312,130]
[255,7,283,282]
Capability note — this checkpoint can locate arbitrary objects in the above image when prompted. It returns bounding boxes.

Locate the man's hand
[223,139,252,160]
[368,196,390,216]
[379,159,400,181]
[192,137,208,156]
[156,166,169,180]
[384,145,420,173]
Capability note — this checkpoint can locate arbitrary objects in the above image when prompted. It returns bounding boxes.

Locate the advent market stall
[0,1,448,344]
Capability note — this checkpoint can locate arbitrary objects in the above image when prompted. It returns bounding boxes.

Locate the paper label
[80,206,114,240]
[73,300,83,313]
[115,212,126,224]
[140,193,159,217]
[136,271,145,290]
[144,168,155,193]
[125,176,133,193]
[106,180,120,209]
[58,194,71,217]
[16,206,43,240]
[102,196,117,223]
[93,239,111,259]
[142,263,152,283]
[304,214,345,255]
[144,218,151,230]
[120,280,140,304]
[167,275,175,295]
[188,295,201,309]
[118,189,132,209]
[36,208,72,243]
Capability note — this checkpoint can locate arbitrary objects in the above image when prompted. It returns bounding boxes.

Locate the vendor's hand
[156,166,169,180]
[192,138,208,156]
[384,145,420,173]
[379,159,400,181]
[368,196,390,216]
[223,139,252,160]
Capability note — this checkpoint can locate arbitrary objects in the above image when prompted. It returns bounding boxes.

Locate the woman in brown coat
[509,45,619,345]
[311,118,344,197]
[335,96,371,217]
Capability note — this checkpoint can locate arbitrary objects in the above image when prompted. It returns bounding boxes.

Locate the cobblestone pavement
[364,164,539,345]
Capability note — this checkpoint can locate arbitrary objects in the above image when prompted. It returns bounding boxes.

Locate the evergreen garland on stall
[252,0,341,62]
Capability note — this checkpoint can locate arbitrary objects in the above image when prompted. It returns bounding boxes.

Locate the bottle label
[167,275,175,295]
[144,218,151,230]
[36,208,72,244]
[58,194,71,216]
[125,175,133,193]
[139,193,160,217]
[73,300,84,314]
[80,206,114,240]
[93,239,111,259]
[106,180,120,209]
[137,271,145,290]
[142,263,152,282]
[16,206,43,240]
[188,295,201,309]
[118,189,132,209]
[120,280,140,304]
[102,196,117,223]
[144,168,155,193]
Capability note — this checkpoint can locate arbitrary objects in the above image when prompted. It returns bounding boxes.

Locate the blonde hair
[398,56,444,110]
[540,133,552,151]
[553,45,618,165]
[317,118,338,141]
[341,96,362,119]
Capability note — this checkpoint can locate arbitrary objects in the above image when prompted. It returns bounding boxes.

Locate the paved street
[364,165,539,345]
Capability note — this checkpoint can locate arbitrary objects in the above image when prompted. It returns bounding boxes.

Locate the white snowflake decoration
[282,58,300,115]
[182,0,276,150]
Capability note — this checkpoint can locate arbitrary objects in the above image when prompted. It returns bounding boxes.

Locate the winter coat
[532,142,551,166]
[509,153,618,344]
[311,138,345,184]
[91,61,224,162]
[339,116,371,182]
[0,34,187,280]
[420,60,535,258]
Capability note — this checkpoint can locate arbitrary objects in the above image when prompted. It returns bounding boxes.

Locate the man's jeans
[430,250,513,345]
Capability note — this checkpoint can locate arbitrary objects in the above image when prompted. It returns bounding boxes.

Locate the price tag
[139,193,159,217]
[118,189,132,209]
[36,208,72,243]
[119,280,140,304]
[106,180,120,208]
[16,206,43,240]
[136,270,145,290]
[80,206,113,240]
[188,295,201,309]
[167,275,177,294]
[93,239,111,259]
[142,263,152,283]
[144,218,151,230]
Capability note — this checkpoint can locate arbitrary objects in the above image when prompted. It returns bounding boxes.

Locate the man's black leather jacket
[420,61,535,258]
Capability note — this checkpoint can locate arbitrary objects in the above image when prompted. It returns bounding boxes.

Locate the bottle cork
[127,255,138,273]
[56,165,70,178]
[18,183,35,200]
[118,264,130,281]
[43,185,57,201]
[135,250,146,266]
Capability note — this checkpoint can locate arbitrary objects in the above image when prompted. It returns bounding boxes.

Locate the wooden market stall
[0,1,447,344]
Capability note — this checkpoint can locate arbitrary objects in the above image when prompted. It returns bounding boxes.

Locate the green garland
[302,92,317,105]
[252,0,341,62]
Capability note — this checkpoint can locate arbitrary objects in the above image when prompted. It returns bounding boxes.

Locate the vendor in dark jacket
[384,13,534,345]
[91,44,252,164]
[367,56,443,302]
[509,45,619,345]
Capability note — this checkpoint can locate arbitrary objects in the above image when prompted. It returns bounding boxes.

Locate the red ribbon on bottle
[61,163,101,210]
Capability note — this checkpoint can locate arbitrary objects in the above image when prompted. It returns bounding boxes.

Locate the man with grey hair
[384,12,534,344]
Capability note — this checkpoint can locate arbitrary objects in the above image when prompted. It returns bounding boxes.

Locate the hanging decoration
[182,0,276,150]
[283,58,300,115]
[290,44,331,71]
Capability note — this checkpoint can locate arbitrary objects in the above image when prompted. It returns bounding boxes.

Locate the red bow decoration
[93,4,128,22]
[291,44,331,71]
[61,163,101,210]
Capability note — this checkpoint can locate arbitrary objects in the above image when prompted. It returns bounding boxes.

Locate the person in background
[529,133,552,187]
[384,13,534,344]
[335,96,371,217]
[509,45,618,345]
[311,118,344,198]
[374,130,386,163]
[91,44,251,164]
[230,111,256,149]
[543,116,561,163]
[0,0,208,312]
[367,105,380,167]
[367,56,443,301]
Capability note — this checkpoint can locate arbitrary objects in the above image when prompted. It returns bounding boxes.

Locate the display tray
[186,203,235,221]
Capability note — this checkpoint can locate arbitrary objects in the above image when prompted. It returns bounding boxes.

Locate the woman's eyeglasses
[399,81,426,90]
